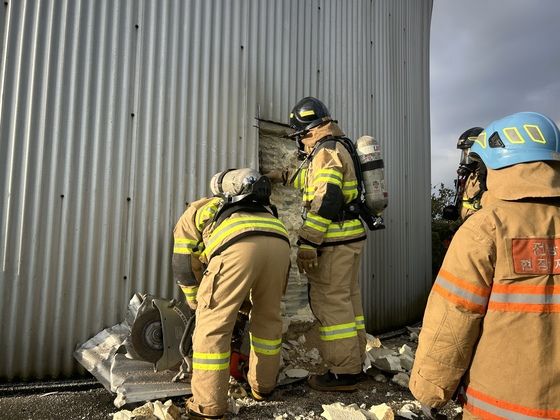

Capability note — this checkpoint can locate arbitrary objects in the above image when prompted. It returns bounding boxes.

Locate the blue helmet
[469,112,560,169]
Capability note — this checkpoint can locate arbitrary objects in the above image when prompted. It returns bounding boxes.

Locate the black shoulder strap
[317,136,366,195]
[212,200,277,228]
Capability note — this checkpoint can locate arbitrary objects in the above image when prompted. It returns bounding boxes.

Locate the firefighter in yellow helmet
[172,169,291,419]
[410,112,560,418]
[268,97,368,391]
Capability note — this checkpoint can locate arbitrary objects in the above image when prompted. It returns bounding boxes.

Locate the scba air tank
[355,135,388,215]
[209,168,260,197]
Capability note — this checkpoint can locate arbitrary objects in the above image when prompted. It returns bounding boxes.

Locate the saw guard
[129,295,192,371]
[152,298,191,371]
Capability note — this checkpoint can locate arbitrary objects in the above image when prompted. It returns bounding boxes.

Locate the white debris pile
[277,333,321,384]
[398,345,415,372]
[396,401,421,419]
[391,372,410,389]
[363,333,417,376]
[274,411,317,420]
[361,334,417,390]
[228,377,248,399]
[112,400,181,420]
[320,402,394,420]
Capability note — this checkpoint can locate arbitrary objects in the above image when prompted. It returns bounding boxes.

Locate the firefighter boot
[185,398,225,420]
[307,371,359,392]
[250,388,272,401]
[186,408,224,420]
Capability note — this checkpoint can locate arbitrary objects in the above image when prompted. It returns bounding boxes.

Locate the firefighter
[173,168,291,419]
[442,127,485,222]
[269,97,368,391]
[457,127,485,221]
[410,112,560,418]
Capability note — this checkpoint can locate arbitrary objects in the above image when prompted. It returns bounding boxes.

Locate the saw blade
[130,308,164,363]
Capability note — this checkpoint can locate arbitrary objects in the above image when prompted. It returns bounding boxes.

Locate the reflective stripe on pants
[306,240,366,374]
[188,236,290,418]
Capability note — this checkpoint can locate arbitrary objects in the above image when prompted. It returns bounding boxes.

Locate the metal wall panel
[0,0,432,379]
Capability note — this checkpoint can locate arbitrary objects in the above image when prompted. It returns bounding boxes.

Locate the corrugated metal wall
[0,0,432,380]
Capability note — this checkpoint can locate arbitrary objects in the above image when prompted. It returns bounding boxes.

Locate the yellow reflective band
[475,132,487,149]
[293,169,307,190]
[462,199,480,211]
[523,124,547,144]
[179,285,198,294]
[192,351,230,370]
[324,220,365,238]
[342,180,359,202]
[299,244,316,250]
[175,238,198,245]
[204,216,288,256]
[173,247,191,255]
[179,285,198,301]
[343,191,358,202]
[193,351,231,359]
[320,321,355,332]
[305,213,330,233]
[355,315,365,330]
[173,238,199,255]
[299,110,315,117]
[342,180,358,189]
[314,176,343,188]
[250,334,282,355]
[319,322,357,341]
[503,127,525,144]
[314,169,343,188]
[290,113,294,118]
[192,362,229,370]
[195,199,221,231]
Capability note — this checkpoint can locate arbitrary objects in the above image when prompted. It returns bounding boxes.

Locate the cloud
[430,0,560,187]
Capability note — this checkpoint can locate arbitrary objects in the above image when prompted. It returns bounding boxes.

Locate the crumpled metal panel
[73,294,191,408]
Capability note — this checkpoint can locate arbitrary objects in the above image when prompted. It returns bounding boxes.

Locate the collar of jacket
[486,161,560,200]
[302,122,346,153]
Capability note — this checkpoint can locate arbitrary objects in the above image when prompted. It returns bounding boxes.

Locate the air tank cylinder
[209,168,260,197]
[355,135,388,215]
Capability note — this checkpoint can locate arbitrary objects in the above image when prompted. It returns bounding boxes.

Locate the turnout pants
[187,236,291,417]
[306,240,366,375]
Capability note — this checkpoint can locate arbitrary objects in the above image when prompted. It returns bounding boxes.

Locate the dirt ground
[0,323,462,420]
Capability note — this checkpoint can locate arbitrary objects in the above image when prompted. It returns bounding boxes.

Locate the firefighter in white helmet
[268,97,368,391]
[410,112,560,418]
[173,168,291,419]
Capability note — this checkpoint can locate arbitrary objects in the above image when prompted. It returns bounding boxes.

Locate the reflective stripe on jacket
[293,122,366,246]
[173,197,290,266]
[410,162,560,414]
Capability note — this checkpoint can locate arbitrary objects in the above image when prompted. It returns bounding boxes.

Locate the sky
[430,0,560,187]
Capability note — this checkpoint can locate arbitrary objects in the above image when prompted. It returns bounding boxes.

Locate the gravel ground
[0,326,462,420]
[0,377,461,420]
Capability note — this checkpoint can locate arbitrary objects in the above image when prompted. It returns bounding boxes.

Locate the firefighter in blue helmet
[410,112,560,418]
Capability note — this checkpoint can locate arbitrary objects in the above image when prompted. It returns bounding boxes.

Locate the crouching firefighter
[172,168,291,419]
[269,97,369,391]
[410,112,560,419]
